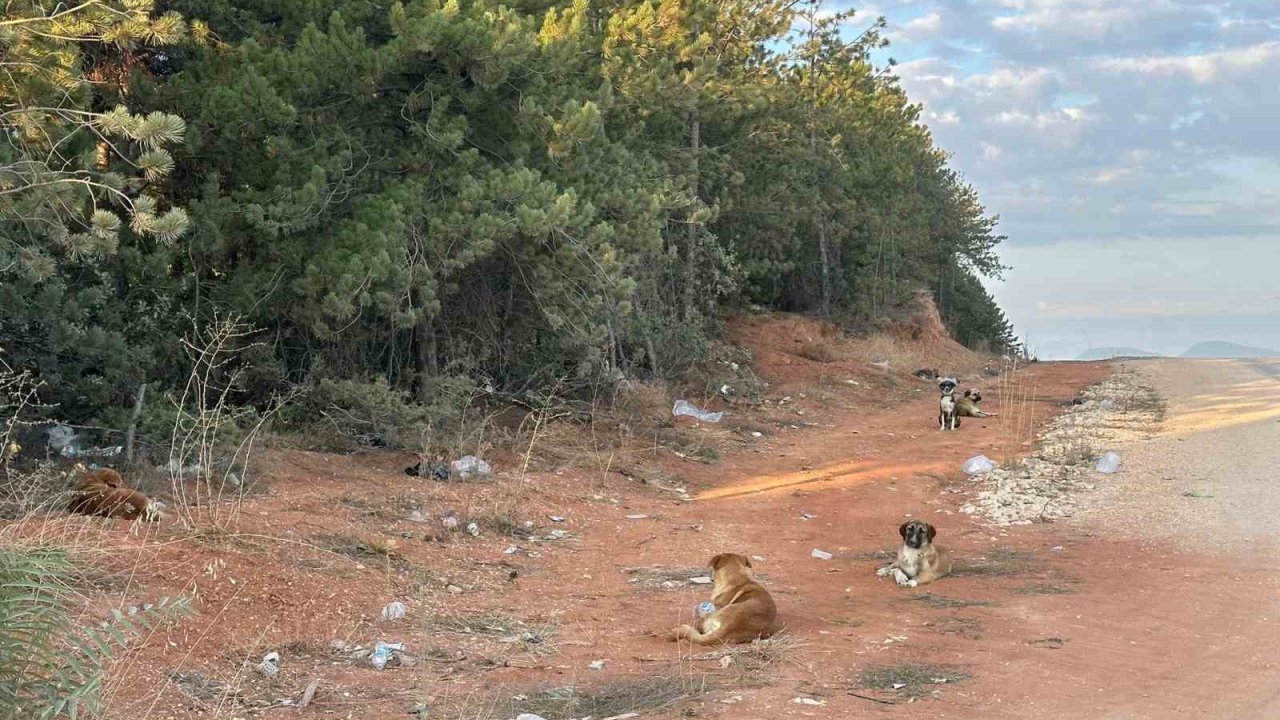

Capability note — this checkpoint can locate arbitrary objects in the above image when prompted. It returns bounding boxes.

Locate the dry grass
[310,532,411,569]
[951,548,1039,577]
[905,592,997,609]
[856,663,971,700]
[437,675,700,720]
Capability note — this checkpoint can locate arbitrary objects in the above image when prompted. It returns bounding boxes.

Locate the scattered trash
[1182,490,1214,499]
[892,683,906,690]
[547,529,572,540]
[446,584,463,594]
[441,513,459,531]
[672,399,724,423]
[625,514,648,520]
[800,511,816,520]
[450,455,492,479]
[689,576,713,585]
[870,360,892,373]
[548,515,565,523]
[961,455,998,476]
[720,384,733,396]
[913,368,938,380]
[696,601,716,617]
[408,510,428,523]
[792,697,827,706]
[751,431,763,438]
[46,424,77,454]
[370,641,403,670]
[811,548,833,561]
[516,714,549,720]
[380,601,407,622]
[256,651,280,677]
[405,460,449,480]
[466,522,481,537]
[588,659,606,670]
[1095,451,1121,474]
[1051,546,1064,552]
[718,654,734,669]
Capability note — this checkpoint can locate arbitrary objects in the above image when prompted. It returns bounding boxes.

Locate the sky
[835,0,1280,359]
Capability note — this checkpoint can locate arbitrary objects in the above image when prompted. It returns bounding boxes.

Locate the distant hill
[1077,347,1162,360]
[1181,341,1279,359]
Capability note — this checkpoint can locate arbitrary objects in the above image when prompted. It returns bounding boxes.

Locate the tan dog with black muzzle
[876,520,951,587]
[671,553,779,645]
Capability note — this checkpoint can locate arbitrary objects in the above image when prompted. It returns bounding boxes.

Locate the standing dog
[876,520,951,587]
[671,553,778,645]
[67,467,163,522]
[938,377,959,430]
[956,389,996,419]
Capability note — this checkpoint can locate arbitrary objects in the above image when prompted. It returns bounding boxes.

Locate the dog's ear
[740,553,752,569]
[898,522,910,539]
[926,523,937,542]
[710,553,730,571]
[963,389,972,398]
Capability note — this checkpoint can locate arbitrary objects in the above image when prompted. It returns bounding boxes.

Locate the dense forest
[2,0,1017,438]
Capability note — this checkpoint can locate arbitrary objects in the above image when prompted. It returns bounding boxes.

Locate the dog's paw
[875,566,892,577]
[670,625,693,641]
[906,578,918,588]
[892,569,913,586]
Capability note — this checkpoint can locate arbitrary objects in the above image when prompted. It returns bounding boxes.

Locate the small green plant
[0,547,192,719]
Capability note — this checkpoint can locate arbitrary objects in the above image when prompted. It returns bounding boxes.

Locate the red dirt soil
[17,314,1254,719]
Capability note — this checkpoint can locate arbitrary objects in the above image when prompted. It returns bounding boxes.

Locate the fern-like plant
[0,547,192,719]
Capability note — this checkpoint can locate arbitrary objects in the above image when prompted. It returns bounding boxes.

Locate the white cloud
[859,0,1280,349]
[1094,41,1280,82]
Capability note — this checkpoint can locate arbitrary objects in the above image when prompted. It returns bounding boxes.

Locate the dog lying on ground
[938,377,959,430]
[876,520,951,587]
[955,389,996,419]
[671,553,778,645]
[67,467,163,522]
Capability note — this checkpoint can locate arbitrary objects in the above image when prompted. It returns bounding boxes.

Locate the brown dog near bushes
[671,552,778,645]
[67,467,163,522]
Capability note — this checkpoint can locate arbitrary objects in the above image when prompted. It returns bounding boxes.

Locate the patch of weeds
[926,616,983,640]
[496,676,700,720]
[905,593,997,609]
[857,663,971,700]
[691,633,797,681]
[848,549,895,562]
[625,565,709,589]
[311,532,411,570]
[425,611,559,655]
[1026,637,1067,649]
[1012,583,1076,596]
[338,496,399,521]
[952,548,1038,577]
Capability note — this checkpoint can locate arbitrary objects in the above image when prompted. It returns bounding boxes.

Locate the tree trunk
[683,112,701,321]
[124,382,146,466]
[415,305,438,404]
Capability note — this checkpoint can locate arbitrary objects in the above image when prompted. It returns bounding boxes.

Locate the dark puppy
[938,377,959,430]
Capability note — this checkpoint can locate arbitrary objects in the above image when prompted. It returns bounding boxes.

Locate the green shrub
[0,547,192,719]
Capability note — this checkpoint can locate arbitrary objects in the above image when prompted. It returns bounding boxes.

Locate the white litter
[672,399,724,423]
[1095,451,1121,474]
[810,548,833,561]
[961,455,998,476]
[380,601,407,621]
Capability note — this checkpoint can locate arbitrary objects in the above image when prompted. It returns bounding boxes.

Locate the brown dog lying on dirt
[671,553,778,645]
[67,467,163,522]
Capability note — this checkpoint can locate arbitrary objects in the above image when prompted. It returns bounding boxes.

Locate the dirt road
[88,357,1280,719]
